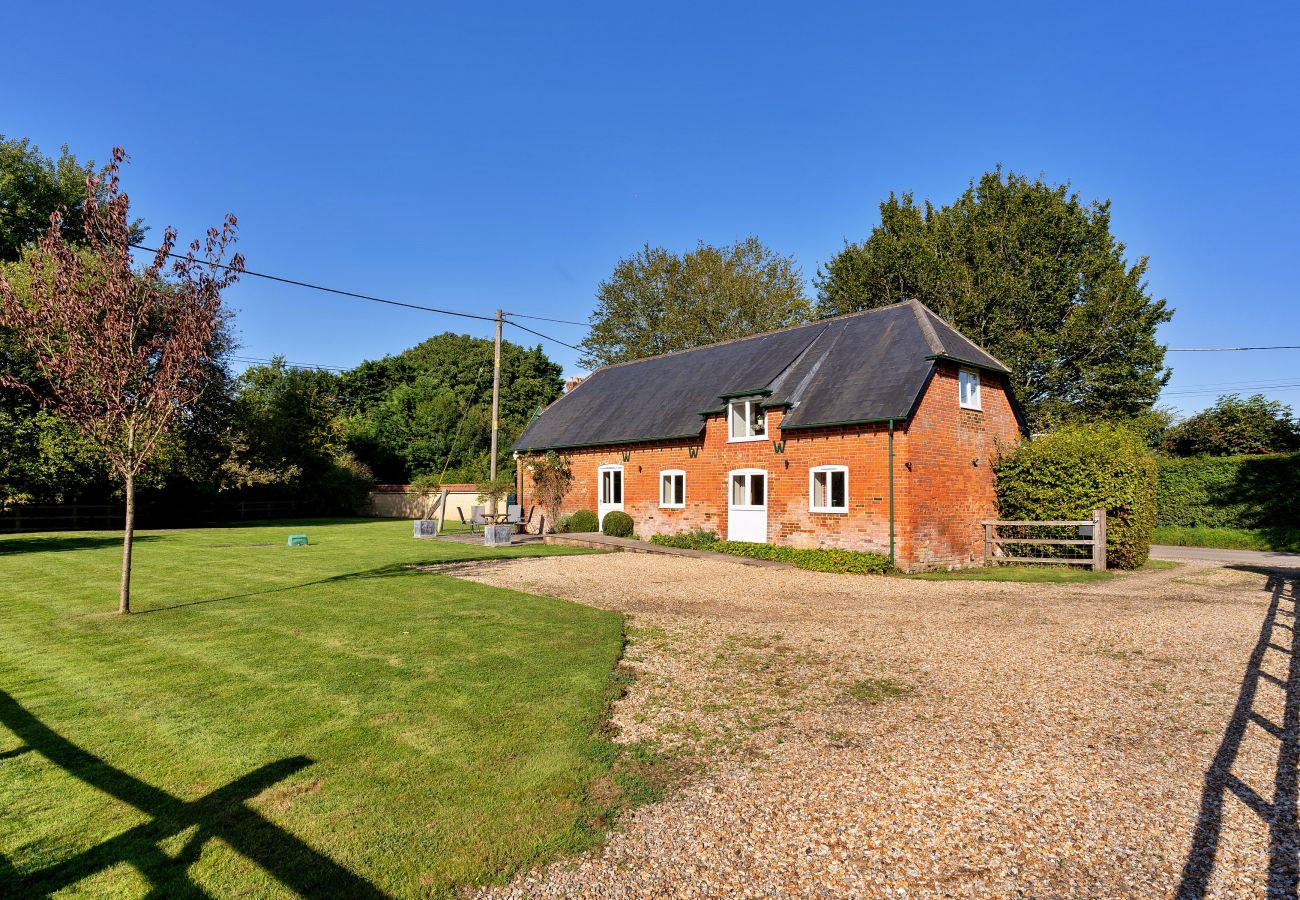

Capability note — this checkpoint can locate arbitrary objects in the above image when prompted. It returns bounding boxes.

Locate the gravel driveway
[443,553,1296,899]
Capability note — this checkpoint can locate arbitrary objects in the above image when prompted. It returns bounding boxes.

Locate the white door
[598,465,624,526]
[727,469,768,543]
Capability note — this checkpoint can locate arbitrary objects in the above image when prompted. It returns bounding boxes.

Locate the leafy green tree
[1162,394,1300,456]
[340,332,563,483]
[816,169,1172,429]
[223,360,372,512]
[0,135,144,262]
[579,236,810,369]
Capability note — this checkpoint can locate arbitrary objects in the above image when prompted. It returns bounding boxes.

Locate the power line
[504,310,590,327]
[130,245,499,323]
[503,318,584,351]
[1167,345,1300,352]
[228,355,347,372]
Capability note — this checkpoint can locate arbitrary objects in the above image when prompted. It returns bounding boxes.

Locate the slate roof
[512,300,1011,452]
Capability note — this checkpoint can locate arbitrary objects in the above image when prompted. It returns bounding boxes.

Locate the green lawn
[0,519,627,898]
[1152,525,1300,553]
[905,558,1178,583]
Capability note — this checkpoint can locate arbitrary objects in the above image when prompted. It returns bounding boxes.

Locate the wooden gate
[982,509,1108,571]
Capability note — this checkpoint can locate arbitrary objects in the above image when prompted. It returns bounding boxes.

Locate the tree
[0,148,242,613]
[339,332,563,483]
[0,135,144,262]
[528,452,572,535]
[815,169,1173,429]
[223,360,373,513]
[579,236,810,369]
[1162,394,1300,457]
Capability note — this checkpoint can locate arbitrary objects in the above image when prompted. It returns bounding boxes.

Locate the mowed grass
[1152,524,1300,553]
[0,519,625,898]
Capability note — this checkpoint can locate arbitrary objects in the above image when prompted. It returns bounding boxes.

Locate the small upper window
[809,465,848,513]
[659,470,685,508]
[728,398,767,441]
[959,370,982,410]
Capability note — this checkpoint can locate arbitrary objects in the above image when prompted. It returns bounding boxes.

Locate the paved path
[1151,543,1300,570]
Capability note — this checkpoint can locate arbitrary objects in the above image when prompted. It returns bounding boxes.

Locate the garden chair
[505,504,523,532]
[469,505,487,534]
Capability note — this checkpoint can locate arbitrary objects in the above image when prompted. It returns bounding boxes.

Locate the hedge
[568,509,599,533]
[601,510,634,537]
[994,424,1157,570]
[649,533,893,575]
[1157,452,1300,529]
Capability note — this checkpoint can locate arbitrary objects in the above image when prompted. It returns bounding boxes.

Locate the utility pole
[489,308,503,516]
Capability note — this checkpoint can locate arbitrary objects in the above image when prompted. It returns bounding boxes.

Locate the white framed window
[959,370,982,410]
[659,470,685,508]
[809,465,848,513]
[729,469,767,509]
[728,398,767,442]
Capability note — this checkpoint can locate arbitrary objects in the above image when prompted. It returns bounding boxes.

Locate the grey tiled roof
[513,300,1009,451]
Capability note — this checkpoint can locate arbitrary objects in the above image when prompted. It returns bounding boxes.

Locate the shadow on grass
[0,690,388,898]
[1177,570,1300,898]
[134,553,526,616]
[0,535,162,557]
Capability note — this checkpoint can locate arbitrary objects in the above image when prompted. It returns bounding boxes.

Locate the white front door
[727,469,768,543]
[598,465,624,526]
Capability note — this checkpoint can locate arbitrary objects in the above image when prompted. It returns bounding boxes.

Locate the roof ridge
[913,301,1013,372]
[908,299,945,355]
[580,300,917,376]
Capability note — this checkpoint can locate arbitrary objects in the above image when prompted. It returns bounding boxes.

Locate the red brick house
[512,300,1026,570]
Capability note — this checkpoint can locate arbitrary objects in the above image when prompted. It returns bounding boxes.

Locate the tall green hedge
[1156,453,1300,528]
[994,424,1158,569]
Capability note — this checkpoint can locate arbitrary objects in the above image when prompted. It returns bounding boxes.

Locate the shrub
[649,529,718,550]
[994,423,1157,569]
[568,509,599,533]
[554,514,573,534]
[648,534,892,574]
[1157,453,1300,529]
[601,510,634,537]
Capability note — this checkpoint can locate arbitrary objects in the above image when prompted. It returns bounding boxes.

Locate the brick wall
[895,363,1023,568]
[516,362,1023,570]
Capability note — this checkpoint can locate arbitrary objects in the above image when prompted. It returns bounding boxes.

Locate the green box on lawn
[287,534,308,547]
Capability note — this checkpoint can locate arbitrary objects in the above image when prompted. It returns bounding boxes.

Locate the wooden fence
[982,509,1108,571]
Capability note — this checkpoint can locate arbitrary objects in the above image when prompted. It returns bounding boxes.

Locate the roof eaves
[924,352,1010,374]
[515,430,705,453]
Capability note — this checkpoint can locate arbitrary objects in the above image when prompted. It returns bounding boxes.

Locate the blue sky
[6,1,1297,415]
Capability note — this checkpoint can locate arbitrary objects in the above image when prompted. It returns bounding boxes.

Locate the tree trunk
[119,472,134,614]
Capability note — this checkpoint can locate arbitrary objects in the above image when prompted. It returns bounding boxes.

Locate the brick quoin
[516,361,1022,571]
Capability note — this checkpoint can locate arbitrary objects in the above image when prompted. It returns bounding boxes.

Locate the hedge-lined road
[1151,543,1300,569]
[446,552,1291,899]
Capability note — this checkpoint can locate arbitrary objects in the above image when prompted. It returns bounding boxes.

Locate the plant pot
[484,524,513,546]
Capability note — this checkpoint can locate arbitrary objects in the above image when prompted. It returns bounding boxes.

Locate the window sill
[809,507,849,515]
[659,504,685,510]
[727,435,769,443]
[959,403,982,412]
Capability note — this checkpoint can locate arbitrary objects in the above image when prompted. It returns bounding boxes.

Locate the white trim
[959,369,982,411]
[809,464,849,514]
[727,398,768,442]
[727,468,768,511]
[597,464,624,523]
[659,470,686,509]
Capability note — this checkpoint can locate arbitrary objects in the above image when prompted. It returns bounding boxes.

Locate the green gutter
[888,418,897,567]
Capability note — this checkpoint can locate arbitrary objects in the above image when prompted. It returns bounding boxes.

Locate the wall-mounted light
[904,461,913,471]
[972,458,980,467]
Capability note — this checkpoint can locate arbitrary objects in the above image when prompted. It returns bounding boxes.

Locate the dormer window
[728,398,767,442]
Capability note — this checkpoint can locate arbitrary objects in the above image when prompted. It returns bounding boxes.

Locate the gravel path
[442,553,1295,899]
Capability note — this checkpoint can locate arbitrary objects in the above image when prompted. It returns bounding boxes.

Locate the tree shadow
[1177,571,1300,898]
[0,690,388,898]
[0,534,163,556]
[134,552,534,616]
